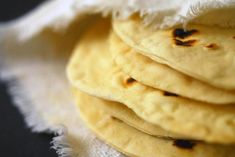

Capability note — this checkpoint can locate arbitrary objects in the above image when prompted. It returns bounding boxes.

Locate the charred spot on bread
[125,77,137,86]
[173,140,196,150]
[173,28,198,39]
[205,43,219,50]
[163,91,179,97]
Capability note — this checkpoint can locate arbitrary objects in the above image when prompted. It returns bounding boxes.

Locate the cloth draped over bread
[5,0,235,41]
[1,0,235,157]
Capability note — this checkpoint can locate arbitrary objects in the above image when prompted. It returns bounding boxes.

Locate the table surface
[0,0,57,157]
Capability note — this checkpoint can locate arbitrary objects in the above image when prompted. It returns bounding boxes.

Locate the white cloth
[5,0,235,41]
[0,16,125,157]
[0,0,235,157]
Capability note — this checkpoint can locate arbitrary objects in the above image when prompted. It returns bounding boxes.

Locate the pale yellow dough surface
[67,18,235,144]
[75,90,235,157]
[110,32,235,104]
[113,17,235,90]
[73,89,185,139]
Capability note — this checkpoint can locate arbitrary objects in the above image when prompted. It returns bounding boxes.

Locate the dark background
[0,0,57,157]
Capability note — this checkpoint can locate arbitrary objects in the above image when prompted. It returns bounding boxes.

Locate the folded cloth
[6,0,235,41]
[0,0,234,157]
[0,15,126,157]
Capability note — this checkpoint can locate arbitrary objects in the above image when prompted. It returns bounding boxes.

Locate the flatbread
[67,18,235,144]
[75,89,235,157]
[109,32,235,104]
[112,16,235,90]
[73,89,185,139]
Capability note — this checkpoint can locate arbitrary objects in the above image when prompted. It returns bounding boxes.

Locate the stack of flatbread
[67,16,235,156]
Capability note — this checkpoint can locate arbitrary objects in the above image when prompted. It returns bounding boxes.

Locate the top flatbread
[113,16,235,90]
[109,32,235,104]
[67,18,235,144]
